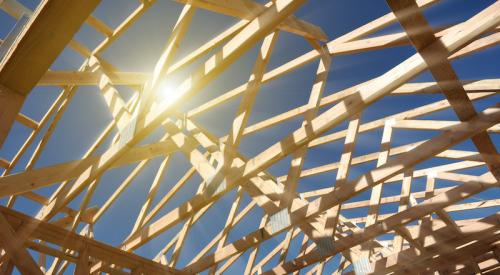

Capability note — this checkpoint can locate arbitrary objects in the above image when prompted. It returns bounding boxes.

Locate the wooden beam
[279,46,331,207]
[173,0,327,41]
[185,19,499,121]
[0,206,182,274]
[0,0,101,148]
[0,86,24,148]
[345,198,500,224]
[0,212,43,275]
[205,31,279,273]
[37,71,150,86]
[387,0,500,180]
[0,0,32,18]
[0,140,178,197]
[136,2,196,120]
[320,114,361,243]
[364,120,394,235]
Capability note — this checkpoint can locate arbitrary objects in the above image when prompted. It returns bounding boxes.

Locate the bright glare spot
[428,171,437,178]
[157,80,182,106]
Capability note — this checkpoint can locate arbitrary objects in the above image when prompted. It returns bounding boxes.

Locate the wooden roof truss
[0,0,499,274]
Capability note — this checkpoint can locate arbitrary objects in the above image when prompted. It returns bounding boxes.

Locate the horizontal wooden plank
[0,206,183,274]
[38,71,150,86]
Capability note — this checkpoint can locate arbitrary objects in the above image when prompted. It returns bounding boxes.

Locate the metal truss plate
[316,237,335,256]
[117,115,137,149]
[268,208,291,235]
[353,256,373,275]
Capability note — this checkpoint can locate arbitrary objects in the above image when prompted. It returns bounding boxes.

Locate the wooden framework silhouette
[0,0,499,274]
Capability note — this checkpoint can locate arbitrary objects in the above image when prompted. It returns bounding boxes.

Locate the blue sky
[1,0,499,273]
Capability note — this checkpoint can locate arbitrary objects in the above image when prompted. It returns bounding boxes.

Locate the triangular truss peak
[0,0,499,274]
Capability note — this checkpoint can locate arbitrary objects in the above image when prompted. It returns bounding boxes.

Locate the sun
[157,79,182,106]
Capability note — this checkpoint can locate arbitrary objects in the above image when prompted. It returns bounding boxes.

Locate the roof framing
[0,0,499,274]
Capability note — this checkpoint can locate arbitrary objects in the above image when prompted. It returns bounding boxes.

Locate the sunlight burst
[157,80,182,106]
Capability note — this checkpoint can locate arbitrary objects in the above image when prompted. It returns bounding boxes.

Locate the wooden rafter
[0,0,101,148]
